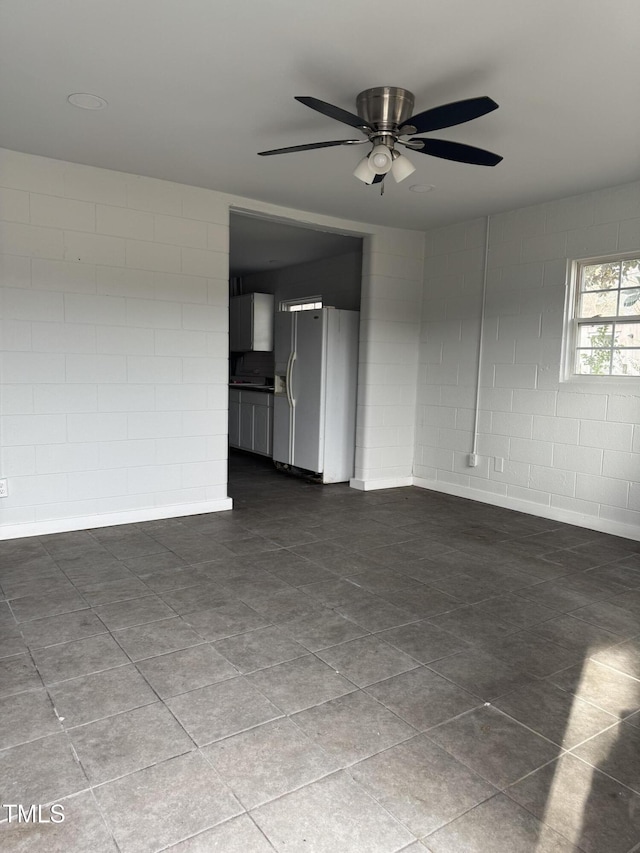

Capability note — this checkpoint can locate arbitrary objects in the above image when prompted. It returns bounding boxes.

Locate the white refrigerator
[273,307,359,483]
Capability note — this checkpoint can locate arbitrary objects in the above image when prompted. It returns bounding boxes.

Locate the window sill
[560,374,640,390]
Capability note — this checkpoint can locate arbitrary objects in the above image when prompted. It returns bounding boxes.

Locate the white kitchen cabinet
[252,403,271,456]
[229,293,274,352]
[228,388,240,447]
[239,400,254,449]
[228,390,273,457]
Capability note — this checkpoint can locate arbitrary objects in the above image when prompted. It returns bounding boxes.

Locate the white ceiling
[2,0,640,231]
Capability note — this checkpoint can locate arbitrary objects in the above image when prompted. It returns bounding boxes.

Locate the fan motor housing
[356,87,415,131]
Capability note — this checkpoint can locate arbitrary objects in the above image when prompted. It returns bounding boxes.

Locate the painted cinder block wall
[0,148,233,537]
[0,148,424,538]
[356,229,424,489]
[414,181,640,540]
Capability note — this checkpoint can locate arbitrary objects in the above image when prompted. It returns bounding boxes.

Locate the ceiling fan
[258,87,502,188]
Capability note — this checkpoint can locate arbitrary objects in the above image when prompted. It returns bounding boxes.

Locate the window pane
[611,348,640,376]
[577,323,613,347]
[582,262,620,291]
[578,290,617,318]
[281,299,322,312]
[576,349,611,375]
[621,259,640,288]
[613,322,640,347]
[573,257,640,377]
[619,288,640,316]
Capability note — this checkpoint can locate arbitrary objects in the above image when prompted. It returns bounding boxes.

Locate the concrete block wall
[0,149,232,537]
[415,182,640,539]
[353,230,425,489]
[1,149,426,535]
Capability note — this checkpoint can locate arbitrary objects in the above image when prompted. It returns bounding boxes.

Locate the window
[280,297,323,312]
[570,255,640,377]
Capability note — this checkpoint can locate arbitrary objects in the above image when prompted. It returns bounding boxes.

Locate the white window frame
[279,296,323,313]
[563,251,640,381]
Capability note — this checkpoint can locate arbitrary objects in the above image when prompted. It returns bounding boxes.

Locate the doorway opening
[228,211,364,494]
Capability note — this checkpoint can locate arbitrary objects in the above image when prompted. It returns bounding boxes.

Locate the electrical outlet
[468,453,478,468]
[0,479,8,498]
[494,457,504,473]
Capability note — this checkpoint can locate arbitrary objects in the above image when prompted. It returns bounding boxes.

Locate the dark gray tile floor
[1,450,640,852]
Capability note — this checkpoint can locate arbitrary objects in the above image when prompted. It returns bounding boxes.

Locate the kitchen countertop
[228,384,275,392]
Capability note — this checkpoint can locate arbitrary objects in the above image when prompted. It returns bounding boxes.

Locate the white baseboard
[350,476,414,492]
[412,477,640,543]
[0,498,234,541]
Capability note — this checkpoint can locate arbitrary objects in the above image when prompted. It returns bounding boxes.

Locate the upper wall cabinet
[230,293,274,352]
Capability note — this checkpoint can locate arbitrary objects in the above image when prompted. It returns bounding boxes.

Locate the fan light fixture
[354,149,416,185]
[369,144,393,175]
[390,153,416,183]
[353,156,376,184]
[258,87,502,193]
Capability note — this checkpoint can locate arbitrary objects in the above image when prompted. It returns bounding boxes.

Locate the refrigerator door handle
[286,351,296,408]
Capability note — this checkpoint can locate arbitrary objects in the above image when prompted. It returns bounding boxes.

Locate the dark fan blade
[258,140,362,156]
[295,96,372,131]
[411,138,502,166]
[402,96,498,135]
[372,173,385,184]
